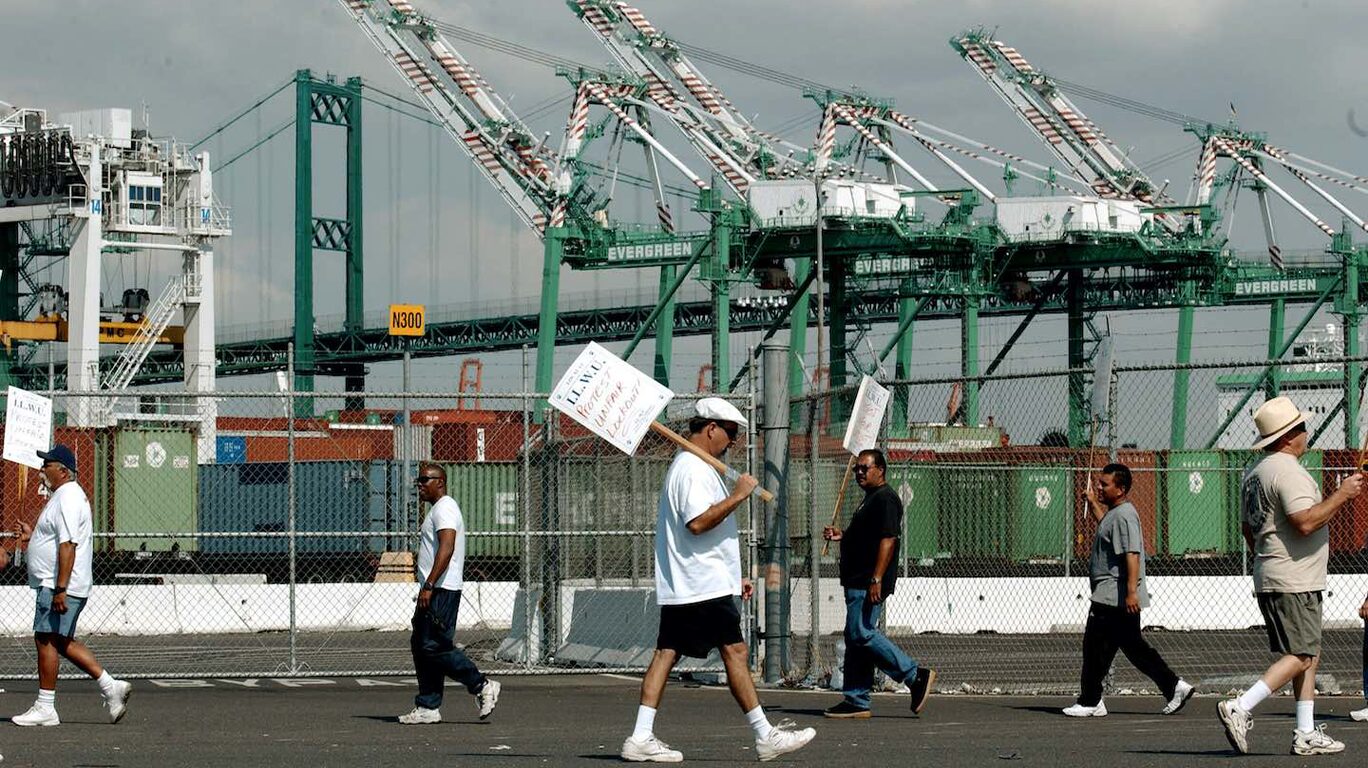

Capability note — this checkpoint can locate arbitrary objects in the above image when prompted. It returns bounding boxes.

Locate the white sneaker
[754,724,815,762]
[1162,679,1195,715]
[1217,699,1253,754]
[1292,724,1345,755]
[1351,706,1368,722]
[397,706,441,725]
[1062,701,1107,717]
[103,679,133,724]
[477,679,501,720]
[620,734,683,763]
[11,704,59,727]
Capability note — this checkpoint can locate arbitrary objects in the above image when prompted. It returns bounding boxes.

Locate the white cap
[695,397,748,427]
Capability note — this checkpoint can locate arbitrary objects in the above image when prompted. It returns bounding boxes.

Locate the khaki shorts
[1256,591,1323,657]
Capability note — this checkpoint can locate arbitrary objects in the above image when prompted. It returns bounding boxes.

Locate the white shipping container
[994,195,1148,240]
[747,179,914,228]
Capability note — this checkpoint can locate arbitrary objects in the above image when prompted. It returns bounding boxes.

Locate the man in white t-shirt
[397,462,501,725]
[11,444,132,727]
[1218,397,1363,756]
[621,398,815,763]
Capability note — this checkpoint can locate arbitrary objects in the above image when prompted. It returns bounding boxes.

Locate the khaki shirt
[1242,452,1325,593]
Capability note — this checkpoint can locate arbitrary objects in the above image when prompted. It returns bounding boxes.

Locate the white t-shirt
[655,451,742,606]
[416,495,465,591]
[27,481,94,598]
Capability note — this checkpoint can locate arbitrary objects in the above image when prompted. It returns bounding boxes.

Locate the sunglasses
[414,476,441,485]
[715,422,739,441]
[854,465,877,474]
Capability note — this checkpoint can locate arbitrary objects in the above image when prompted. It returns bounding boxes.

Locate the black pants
[411,588,486,709]
[1078,602,1178,706]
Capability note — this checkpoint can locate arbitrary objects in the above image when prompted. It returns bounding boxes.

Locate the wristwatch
[868,576,880,584]
[52,585,66,594]
[421,582,435,591]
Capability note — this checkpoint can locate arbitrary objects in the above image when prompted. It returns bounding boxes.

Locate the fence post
[761,340,790,682]
[287,343,298,674]
[520,347,535,669]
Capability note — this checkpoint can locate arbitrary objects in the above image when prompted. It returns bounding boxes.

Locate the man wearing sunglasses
[397,462,501,725]
[621,397,815,762]
[822,448,934,719]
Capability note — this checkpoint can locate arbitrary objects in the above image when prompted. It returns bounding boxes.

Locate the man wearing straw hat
[1218,396,1363,755]
[620,397,815,763]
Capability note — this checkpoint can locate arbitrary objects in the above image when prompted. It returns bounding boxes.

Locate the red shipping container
[1322,450,1368,554]
[1072,449,1159,559]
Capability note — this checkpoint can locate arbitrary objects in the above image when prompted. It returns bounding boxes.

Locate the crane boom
[341,0,563,235]
[951,30,1161,205]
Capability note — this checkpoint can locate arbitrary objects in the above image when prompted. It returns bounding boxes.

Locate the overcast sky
[4,0,1368,432]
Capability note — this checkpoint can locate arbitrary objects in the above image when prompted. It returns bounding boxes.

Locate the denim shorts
[33,587,87,637]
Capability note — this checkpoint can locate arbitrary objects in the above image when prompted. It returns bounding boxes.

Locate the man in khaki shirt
[1218,396,1363,756]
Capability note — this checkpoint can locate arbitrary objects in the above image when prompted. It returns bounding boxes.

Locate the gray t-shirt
[1089,501,1149,608]
[1242,451,1325,593]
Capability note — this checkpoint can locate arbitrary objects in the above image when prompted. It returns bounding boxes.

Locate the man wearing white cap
[621,397,815,763]
[1218,396,1363,755]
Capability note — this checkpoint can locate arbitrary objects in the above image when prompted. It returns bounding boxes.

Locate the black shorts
[657,595,744,659]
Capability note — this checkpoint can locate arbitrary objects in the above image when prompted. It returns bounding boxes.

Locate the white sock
[36,689,55,708]
[96,671,117,695]
[1296,700,1315,733]
[631,705,656,741]
[745,705,772,740]
[1236,680,1272,712]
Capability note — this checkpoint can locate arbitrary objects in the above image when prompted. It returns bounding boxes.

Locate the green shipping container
[1011,465,1071,561]
[1164,450,1226,555]
[112,428,197,551]
[938,464,1009,558]
[888,463,938,560]
[441,462,519,558]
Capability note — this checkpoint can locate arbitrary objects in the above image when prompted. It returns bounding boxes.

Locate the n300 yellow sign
[388,304,426,336]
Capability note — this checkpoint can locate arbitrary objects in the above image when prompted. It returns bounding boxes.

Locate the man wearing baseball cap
[11,444,132,727]
[620,398,815,762]
[1218,397,1363,755]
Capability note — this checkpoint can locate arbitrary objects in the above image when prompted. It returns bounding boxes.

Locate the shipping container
[198,460,388,555]
[1011,464,1071,561]
[1321,450,1368,553]
[937,461,1010,558]
[888,462,938,560]
[110,427,197,552]
[439,462,520,558]
[1072,450,1160,560]
[1163,450,1227,556]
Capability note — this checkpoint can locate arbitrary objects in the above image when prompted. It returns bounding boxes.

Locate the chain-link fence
[0,356,1365,694]
[0,389,755,679]
[787,356,1368,694]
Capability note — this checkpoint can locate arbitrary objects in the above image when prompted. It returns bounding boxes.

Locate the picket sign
[549,343,773,503]
[3,386,52,470]
[824,375,891,554]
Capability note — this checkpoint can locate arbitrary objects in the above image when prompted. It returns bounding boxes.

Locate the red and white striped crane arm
[340,0,560,235]
[952,32,1159,203]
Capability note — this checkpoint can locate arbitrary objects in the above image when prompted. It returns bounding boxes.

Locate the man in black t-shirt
[822,449,935,718]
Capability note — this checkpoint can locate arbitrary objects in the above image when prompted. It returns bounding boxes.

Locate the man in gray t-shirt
[1064,463,1191,719]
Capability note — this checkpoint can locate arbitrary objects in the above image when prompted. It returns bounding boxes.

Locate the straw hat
[1252,396,1310,450]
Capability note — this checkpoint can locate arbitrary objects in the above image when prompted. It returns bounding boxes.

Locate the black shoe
[823,701,872,719]
[909,668,936,714]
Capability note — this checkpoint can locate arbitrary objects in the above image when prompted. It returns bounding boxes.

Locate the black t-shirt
[839,483,903,595]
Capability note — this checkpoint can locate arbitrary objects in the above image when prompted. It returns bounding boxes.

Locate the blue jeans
[411,588,486,710]
[842,587,919,709]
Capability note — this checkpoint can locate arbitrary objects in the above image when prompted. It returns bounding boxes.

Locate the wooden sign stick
[821,454,857,557]
[649,422,775,503]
